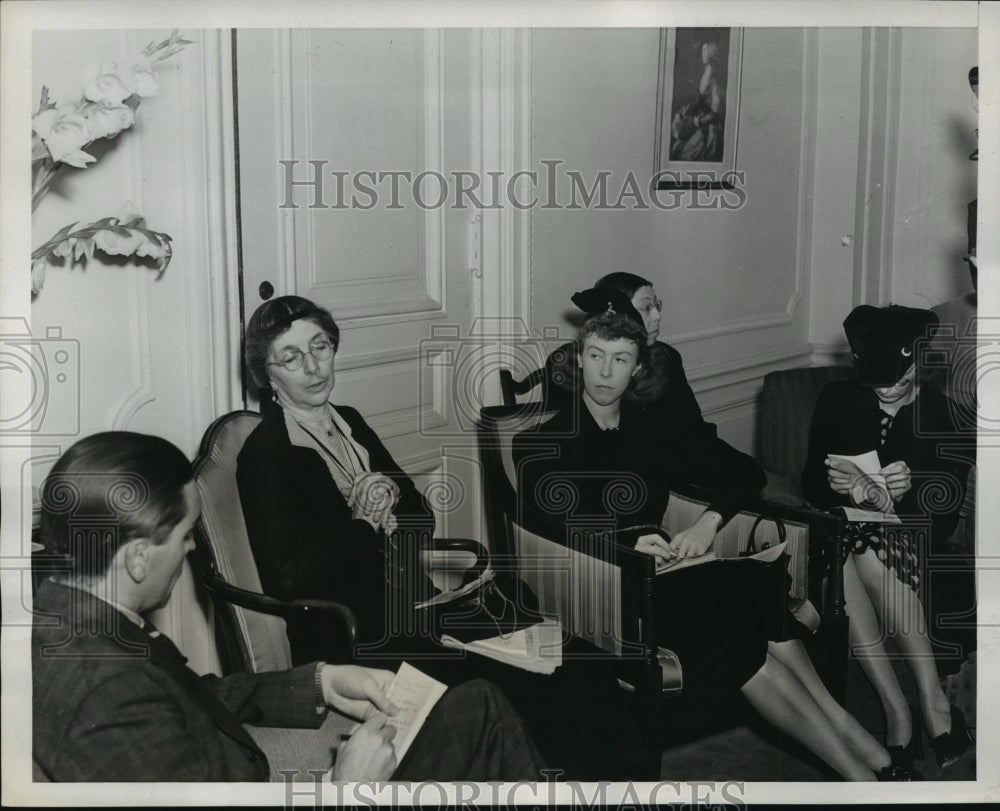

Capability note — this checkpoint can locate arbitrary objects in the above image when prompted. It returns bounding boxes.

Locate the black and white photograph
[1,0,997,807]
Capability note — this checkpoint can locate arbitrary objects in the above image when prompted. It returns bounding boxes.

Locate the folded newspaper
[655,540,789,575]
[440,618,563,674]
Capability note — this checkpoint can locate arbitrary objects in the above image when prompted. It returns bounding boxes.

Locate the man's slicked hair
[39,432,193,579]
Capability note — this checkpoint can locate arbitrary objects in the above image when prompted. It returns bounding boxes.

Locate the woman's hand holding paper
[879,460,912,501]
[669,511,721,559]
[634,533,674,566]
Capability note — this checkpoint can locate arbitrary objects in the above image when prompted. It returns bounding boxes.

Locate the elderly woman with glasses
[238,296,437,665]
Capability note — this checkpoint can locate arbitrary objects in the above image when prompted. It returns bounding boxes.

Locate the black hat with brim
[843,304,939,387]
[571,287,645,330]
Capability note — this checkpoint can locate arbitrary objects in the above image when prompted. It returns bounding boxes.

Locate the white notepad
[384,662,448,763]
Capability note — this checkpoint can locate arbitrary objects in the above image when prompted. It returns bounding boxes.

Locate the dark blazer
[512,396,758,533]
[237,403,436,663]
[802,380,974,547]
[544,340,765,518]
[32,580,323,782]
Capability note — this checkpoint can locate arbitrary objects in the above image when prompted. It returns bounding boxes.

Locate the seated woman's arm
[802,383,854,510]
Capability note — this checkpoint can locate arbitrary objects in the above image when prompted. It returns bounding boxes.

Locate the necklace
[295,410,334,437]
[298,414,366,482]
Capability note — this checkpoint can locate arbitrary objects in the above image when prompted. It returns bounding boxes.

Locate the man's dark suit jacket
[32,580,322,781]
[236,403,436,664]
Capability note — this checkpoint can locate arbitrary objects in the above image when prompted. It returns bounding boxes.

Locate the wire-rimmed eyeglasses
[267,340,335,372]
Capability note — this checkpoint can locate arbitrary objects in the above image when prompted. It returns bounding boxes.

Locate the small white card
[384,662,448,764]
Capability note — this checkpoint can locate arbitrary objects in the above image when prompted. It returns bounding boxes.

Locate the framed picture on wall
[654,28,744,189]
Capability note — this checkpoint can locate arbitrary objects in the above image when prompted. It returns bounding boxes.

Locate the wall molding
[112,31,155,431]
[687,343,816,386]
[853,27,901,307]
[201,29,243,418]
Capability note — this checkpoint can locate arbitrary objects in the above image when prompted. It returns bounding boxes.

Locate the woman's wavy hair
[244,295,340,388]
[39,432,192,579]
[562,312,662,405]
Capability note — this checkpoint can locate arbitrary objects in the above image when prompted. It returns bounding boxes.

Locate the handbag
[741,513,787,556]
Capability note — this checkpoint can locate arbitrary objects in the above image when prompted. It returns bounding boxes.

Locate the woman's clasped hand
[348,471,401,532]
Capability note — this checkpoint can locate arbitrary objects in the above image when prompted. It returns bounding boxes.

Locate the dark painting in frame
[654,28,744,189]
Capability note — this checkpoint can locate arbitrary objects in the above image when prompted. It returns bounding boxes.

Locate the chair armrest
[199,571,358,643]
[423,537,489,578]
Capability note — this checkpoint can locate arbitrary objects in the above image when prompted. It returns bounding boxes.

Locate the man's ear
[631,362,643,377]
[122,538,151,583]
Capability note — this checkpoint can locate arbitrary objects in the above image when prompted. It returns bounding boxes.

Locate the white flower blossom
[82,61,132,106]
[32,106,95,167]
[84,104,135,140]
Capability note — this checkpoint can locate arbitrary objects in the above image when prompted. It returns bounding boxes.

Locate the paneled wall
[27,29,240,673]
[529,28,816,454]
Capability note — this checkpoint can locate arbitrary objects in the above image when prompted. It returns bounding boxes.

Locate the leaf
[36,86,56,115]
[48,221,79,244]
[110,225,133,238]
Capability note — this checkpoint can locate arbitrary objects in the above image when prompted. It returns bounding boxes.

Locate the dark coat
[236,403,435,663]
[32,580,322,782]
[544,340,765,518]
[802,380,974,549]
[513,397,759,532]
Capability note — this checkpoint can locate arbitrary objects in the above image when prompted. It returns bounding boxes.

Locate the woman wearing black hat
[802,304,975,775]
[515,288,898,781]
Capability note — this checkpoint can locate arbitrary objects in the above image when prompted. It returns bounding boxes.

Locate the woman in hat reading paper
[803,304,975,776]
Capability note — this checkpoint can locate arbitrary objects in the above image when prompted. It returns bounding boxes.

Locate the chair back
[498,368,546,406]
[193,410,293,673]
[760,365,853,503]
[477,404,654,660]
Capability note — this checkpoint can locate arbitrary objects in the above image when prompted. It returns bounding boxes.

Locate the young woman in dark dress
[516,288,899,781]
[802,304,975,773]
[543,271,765,517]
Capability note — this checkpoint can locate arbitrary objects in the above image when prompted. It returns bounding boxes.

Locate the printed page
[384,662,448,763]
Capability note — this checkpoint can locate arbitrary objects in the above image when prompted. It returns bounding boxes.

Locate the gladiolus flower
[93,226,143,257]
[117,58,160,98]
[84,104,136,140]
[32,107,95,167]
[82,61,133,106]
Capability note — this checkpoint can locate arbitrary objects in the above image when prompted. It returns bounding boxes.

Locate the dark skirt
[654,556,809,693]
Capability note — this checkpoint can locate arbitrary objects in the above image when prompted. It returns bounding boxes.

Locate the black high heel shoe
[931,705,974,769]
[886,736,922,777]
[887,707,922,774]
[876,762,922,781]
